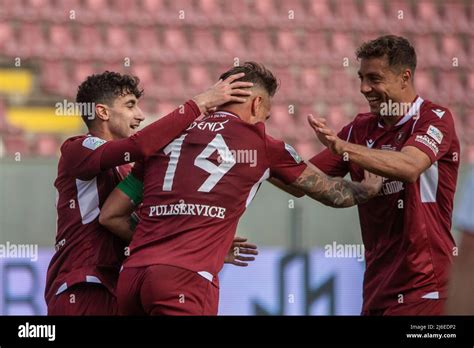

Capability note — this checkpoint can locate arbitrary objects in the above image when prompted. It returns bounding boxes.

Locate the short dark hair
[76,71,144,127]
[356,35,417,75]
[219,61,279,97]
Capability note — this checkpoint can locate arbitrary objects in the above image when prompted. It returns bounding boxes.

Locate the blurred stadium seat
[0,0,471,163]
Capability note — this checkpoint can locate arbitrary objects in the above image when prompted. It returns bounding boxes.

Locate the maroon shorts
[47,282,118,315]
[117,264,219,316]
[362,298,446,316]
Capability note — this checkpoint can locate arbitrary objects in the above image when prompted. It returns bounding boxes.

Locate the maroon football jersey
[123,111,307,282]
[310,97,460,311]
[45,135,131,303]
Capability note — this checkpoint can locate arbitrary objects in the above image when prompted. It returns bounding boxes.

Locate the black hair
[356,35,417,75]
[219,61,279,97]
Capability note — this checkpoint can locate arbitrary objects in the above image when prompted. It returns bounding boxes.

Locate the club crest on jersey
[285,143,302,163]
[427,125,443,144]
[82,136,106,150]
[395,131,405,145]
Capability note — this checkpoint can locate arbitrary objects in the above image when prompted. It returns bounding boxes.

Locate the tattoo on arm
[293,168,371,207]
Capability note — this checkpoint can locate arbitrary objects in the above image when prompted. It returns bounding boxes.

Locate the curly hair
[76,71,144,126]
[219,61,279,97]
[356,35,417,75]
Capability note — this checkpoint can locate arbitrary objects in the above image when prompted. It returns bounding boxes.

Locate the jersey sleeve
[265,135,307,184]
[403,108,455,164]
[61,136,108,180]
[62,100,201,180]
[117,161,145,206]
[309,122,353,177]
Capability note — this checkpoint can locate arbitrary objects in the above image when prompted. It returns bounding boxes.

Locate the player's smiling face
[358,56,404,116]
[107,94,145,139]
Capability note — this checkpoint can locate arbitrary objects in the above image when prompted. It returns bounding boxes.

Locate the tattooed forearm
[292,168,373,208]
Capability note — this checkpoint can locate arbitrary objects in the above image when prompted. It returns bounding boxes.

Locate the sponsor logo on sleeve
[427,125,443,144]
[284,143,302,163]
[82,137,106,150]
[415,135,439,156]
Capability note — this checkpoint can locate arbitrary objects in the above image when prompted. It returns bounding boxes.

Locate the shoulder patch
[284,143,302,163]
[427,125,444,144]
[432,109,445,118]
[82,137,106,150]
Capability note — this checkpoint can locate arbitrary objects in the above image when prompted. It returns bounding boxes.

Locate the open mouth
[130,125,139,130]
[366,96,382,106]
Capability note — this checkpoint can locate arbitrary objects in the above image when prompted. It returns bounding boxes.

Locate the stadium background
[0,0,472,315]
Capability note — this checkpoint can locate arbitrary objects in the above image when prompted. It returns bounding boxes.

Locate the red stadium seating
[415,0,442,34]
[361,0,388,32]
[132,26,161,61]
[155,64,184,99]
[35,134,59,157]
[387,0,416,33]
[440,34,468,66]
[17,22,47,58]
[332,0,362,31]
[0,0,471,162]
[413,34,441,67]
[186,65,213,92]
[300,31,330,65]
[82,0,112,24]
[223,0,249,23]
[72,62,95,87]
[275,29,303,63]
[442,1,470,33]
[190,28,219,61]
[47,24,76,59]
[161,28,190,62]
[247,31,274,61]
[76,26,104,60]
[307,0,334,29]
[140,0,167,24]
[219,29,247,56]
[105,26,132,59]
[3,134,31,157]
[0,22,14,52]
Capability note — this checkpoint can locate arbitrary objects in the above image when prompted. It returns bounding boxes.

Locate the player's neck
[380,90,418,128]
[215,107,244,120]
[88,127,116,141]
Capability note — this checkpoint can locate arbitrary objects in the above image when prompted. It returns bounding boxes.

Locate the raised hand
[193,73,254,115]
[307,114,344,155]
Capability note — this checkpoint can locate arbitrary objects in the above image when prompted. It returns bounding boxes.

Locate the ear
[95,104,109,121]
[251,96,262,117]
[401,69,412,88]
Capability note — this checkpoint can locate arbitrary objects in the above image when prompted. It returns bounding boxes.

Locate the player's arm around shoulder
[99,172,143,243]
[290,162,382,208]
